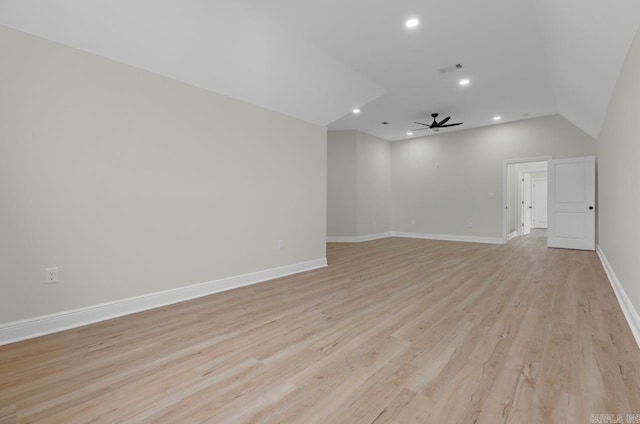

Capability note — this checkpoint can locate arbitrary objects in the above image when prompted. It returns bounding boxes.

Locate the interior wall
[327,131,357,237]
[0,26,327,324]
[529,172,547,180]
[391,115,595,238]
[326,130,391,237]
[597,26,640,321]
[356,132,391,236]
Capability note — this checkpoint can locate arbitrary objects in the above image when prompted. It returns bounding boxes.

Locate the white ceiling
[0,0,638,141]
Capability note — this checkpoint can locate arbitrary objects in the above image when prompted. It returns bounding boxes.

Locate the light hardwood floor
[1,233,640,423]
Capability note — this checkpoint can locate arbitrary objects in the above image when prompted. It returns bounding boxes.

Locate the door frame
[502,156,552,243]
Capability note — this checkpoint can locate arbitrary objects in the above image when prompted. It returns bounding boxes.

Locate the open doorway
[519,165,548,236]
[502,157,551,243]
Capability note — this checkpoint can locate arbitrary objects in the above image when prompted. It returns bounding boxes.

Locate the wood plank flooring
[1,232,640,423]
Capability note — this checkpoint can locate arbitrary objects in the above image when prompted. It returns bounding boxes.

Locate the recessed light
[459,79,470,86]
[353,108,361,114]
[407,132,413,136]
[405,18,419,28]
[493,116,502,121]
[381,121,389,125]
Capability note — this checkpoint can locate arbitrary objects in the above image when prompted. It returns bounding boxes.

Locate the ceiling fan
[413,113,463,132]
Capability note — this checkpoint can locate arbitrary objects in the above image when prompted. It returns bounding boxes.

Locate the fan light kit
[407,132,413,136]
[405,18,419,28]
[493,116,502,121]
[412,113,463,132]
[459,79,470,86]
[352,108,361,114]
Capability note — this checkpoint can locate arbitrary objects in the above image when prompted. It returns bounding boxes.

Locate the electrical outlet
[277,240,284,249]
[45,267,58,284]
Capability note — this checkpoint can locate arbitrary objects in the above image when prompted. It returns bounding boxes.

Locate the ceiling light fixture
[493,116,502,121]
[405,18,419,28]
[353,108,361,114]
[407,132,413,136]
[459,79,470,86]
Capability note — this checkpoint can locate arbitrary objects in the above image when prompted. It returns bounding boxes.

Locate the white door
[533,179,548,228]
[548,156,595,250]
[522,173,532,235]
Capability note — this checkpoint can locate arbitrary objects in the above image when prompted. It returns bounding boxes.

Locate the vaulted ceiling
[1,0,638,141]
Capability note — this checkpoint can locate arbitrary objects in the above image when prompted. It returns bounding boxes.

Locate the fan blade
[437,116,451,126]
[413,121,431,127]
[438,122,463,127]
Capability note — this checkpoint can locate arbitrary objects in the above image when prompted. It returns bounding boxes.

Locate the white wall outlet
[45,267,58,284]
[277,240,284,249]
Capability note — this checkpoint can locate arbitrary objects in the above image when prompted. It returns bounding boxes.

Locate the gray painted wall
[328,116,594,241]
[391,115,595,238]
[327,131,357,237]
[597,26,640,321]
[356,132,391,237]
[327,130,391,237]
[0,26,327,323]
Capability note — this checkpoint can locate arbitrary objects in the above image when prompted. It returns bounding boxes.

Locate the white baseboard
[391,231,504,245]
[508,231,518,240]
[327,231,503,245]
[0,258,327,346]
[326,232,393,243]
[596,245,640,349]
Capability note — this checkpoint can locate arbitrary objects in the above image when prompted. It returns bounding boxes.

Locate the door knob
[589,206,594,210]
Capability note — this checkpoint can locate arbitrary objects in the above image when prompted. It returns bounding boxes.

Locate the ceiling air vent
[439,63,463,74]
